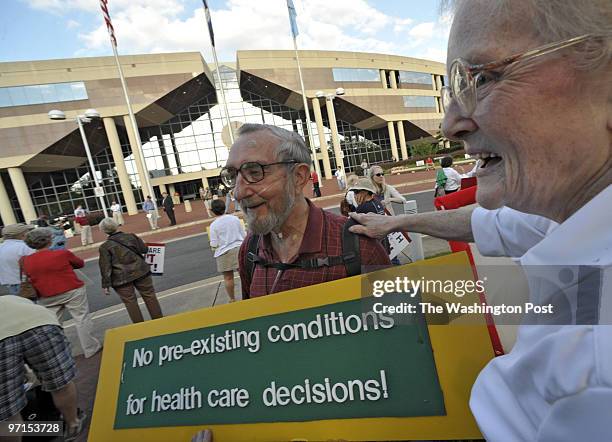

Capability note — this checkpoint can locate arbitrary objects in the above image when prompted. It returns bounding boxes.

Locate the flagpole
[287,1,322,183]
[210,46,234,145]
[201,0,234,145]
[100,0,156,210]
[109,43,156,209]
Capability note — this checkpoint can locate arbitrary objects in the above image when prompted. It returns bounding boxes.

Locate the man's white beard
[241,180,296,235]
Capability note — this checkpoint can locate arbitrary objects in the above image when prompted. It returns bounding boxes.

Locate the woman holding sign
[98,218,163,323]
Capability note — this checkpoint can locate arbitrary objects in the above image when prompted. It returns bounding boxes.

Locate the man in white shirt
[209,199,246,303]
[110,200,124,226]
[0,224,35,295]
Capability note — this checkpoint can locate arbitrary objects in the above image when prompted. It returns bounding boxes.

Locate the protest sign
[90,252,495,441]
[145,243,165,275]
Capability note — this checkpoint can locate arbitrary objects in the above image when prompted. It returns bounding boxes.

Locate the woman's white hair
[443,0,611,69]
[99,217,118,235]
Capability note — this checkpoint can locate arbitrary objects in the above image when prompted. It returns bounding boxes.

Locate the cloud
[27,0,450,64]
[408,22,435,40]
[66,19,80,29]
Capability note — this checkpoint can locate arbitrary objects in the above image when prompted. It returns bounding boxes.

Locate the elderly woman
[21,228,101,358]
[370,165,406,215]
[98,218,163,323]
[350,0,611,439]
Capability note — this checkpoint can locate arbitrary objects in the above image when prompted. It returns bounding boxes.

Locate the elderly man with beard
[220,123,390,299]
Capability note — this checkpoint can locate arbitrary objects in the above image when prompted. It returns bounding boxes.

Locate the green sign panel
[114,294,445,429]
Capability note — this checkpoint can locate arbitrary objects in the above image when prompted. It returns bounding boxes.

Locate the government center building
[0,50,446,225]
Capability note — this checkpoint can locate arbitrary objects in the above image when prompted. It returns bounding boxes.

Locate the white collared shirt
[110,203,121,213]
[209,214,246,258]
[0,239,35,285]
[470,186,612,441]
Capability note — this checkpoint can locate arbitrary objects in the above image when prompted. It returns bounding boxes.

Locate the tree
[410,139,438,157]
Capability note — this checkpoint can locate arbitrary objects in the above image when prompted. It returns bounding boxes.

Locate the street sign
[94,187,105,197]
[387,231,409,260]
[145,243,165,275]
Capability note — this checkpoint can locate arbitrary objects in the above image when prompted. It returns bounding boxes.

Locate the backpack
[242,220,361,299]
[435,169,448,197]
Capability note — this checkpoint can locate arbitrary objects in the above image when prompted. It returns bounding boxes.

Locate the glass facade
[12,66,403,219]
[332,68,380,82]
[398,71,432,85]
[0,82,88,108]
[403,95,436,108]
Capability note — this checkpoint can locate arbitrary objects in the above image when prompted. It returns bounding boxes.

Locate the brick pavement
[71,171,436,260]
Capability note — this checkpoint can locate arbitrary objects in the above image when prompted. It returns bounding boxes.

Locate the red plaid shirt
[239,200,391,298]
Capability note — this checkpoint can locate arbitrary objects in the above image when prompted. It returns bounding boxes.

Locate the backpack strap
[341,219,361,277]
[243,234,261,300]
[243,219,363,294]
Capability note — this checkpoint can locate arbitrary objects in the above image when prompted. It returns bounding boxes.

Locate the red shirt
[22,250,85,297]
[239,199,391,298]
[310,171,319,184]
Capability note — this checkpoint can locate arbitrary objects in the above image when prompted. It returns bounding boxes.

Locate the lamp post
[48,109,109,217]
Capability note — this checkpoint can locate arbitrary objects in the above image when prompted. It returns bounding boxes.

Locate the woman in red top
[22,228,101,358]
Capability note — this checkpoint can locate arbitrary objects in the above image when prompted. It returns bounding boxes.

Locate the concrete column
[325,98,344,172]
[396,121,409,160]
[201,177,210,189]
[8,168,36,223]
[103,117,138,215]
[387,122,399,162]
[389,70,398,89]
[311,98,333,179]
[158,183,167,195]
[380,70,388,89]
[435,75,442,90]
[122,115,148,196]
[168,184,176,196]
[0,174,17,225]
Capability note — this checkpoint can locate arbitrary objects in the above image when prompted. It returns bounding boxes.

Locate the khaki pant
[114,275,163,323]
[38,286,101,358]
[80,225,93,245]
[112,211,124,225]
[146,210,159,229]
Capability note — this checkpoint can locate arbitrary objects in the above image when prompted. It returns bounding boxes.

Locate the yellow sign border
[90,253,493,441]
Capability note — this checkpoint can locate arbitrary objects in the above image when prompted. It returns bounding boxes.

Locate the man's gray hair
[236,123,312,164]
[24,228,53,250]
[99,217,119,235]
[443,0,611,69]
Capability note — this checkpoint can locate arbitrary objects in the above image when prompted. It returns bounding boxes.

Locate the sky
[0,0,452,64]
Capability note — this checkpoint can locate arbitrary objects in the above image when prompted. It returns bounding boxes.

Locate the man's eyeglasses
[374,173,384,177]
[441,34,597,117]
[220,161,298,188]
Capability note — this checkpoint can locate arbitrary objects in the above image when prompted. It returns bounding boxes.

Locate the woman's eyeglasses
[374,173,384,177]
[441,34,598,117]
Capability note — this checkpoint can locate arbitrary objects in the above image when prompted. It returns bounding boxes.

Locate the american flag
[100,0,117,46]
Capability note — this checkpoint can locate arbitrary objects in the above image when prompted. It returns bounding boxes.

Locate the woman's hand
[103,288,111,296]
[348,212,394,239]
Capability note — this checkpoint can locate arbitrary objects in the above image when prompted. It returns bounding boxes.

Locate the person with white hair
[351,0,611,439]
[98,218,163,323]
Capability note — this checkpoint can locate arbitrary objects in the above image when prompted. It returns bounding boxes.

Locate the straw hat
[349,177,376,194]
